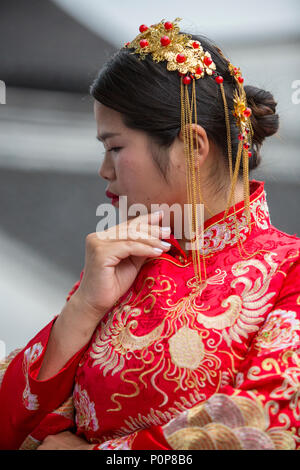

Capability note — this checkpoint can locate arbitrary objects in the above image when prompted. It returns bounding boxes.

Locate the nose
[98,153,115,181]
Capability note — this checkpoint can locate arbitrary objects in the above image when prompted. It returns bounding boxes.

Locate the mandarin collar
[164,180,270,261]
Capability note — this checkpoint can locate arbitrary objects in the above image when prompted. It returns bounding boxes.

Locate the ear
[178,124,210,168]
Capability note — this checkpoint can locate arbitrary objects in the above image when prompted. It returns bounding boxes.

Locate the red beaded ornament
[215,76,224,84]
[160,36,171,46]
[164,21,173,30]
[176,54,186,63]
[183,76,192,85]
[203,56,213,66]
[140,39,149,48]
[243,108,252,118]
[139,24,148,33]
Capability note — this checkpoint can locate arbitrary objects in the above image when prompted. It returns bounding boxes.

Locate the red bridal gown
[0,180,299,450]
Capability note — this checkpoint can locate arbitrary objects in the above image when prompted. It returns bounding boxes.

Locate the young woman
[0,19,299,450]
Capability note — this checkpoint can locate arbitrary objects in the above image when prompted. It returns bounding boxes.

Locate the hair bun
[244,85,279,170]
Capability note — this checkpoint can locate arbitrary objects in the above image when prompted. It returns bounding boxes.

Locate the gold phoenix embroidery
[87,251,282,414]
[196,252,278,346]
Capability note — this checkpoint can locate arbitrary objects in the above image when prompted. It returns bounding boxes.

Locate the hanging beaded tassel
[217,72,254,257]
[222,65,253,232]
[180,77,206,284]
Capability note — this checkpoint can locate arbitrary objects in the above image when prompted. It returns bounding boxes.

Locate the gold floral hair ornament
[124,17,217,79]
[123,18,254,285]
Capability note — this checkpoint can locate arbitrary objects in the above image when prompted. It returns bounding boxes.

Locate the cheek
[116,154,137,183]
[115,154,143,198]
[117,152,154,187]
[116,150,169,205]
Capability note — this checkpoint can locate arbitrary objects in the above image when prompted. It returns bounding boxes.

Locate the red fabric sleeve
[92,426,171,450]
[0,271,87,450]
[130,426,171,450]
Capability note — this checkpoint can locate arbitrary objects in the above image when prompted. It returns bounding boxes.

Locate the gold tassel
[218,77,254,252]
[192,79,207,281]
[219,82,233,181]
[181,78,205,284]
[181,73,253,285]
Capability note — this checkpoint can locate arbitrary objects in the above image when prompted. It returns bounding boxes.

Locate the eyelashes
[101,147,122,158]
[109,147,122,153]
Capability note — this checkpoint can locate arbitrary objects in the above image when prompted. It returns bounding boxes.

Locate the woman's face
[94,101,188,221]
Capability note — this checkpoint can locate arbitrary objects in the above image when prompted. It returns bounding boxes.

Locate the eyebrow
[96,132,121,142]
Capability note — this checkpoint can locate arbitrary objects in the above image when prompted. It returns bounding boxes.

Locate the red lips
[106,189,119,200]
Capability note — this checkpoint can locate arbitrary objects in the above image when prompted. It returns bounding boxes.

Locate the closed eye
[100,147,122,159]
[108,147,122,153]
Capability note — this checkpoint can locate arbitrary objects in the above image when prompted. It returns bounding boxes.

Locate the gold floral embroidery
[270,367,300,421]
[242,351,300,446]
[22,343,43,411]
[97,432,138,450]
[73,383,99,432]
[254,309,300,356]
[198,191,270,256]
[250,197,270,230]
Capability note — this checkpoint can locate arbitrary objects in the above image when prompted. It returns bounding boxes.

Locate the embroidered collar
[166,180,271,260]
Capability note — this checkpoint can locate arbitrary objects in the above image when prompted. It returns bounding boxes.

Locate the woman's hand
[36,431,94,450]
[37,210,171,381]
[73,210,171,324]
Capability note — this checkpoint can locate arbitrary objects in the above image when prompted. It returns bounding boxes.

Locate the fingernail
[153,247,163,253]
[161,241,171,248]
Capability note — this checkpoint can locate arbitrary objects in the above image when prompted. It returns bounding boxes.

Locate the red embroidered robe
[0,180,299,450]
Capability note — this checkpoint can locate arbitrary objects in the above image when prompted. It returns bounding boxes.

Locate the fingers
[123,216,172,252]
[130,223,171,241]
[96,210,171,246]
[113,240,168,260]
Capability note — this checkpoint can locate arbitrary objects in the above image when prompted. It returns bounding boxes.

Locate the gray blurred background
[0,0,299,356]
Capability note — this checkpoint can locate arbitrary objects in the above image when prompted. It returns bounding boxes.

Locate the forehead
[94,101,123,129]
[93,100,146,145]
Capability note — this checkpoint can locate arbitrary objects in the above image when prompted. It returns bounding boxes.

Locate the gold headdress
[124,18,254,284]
